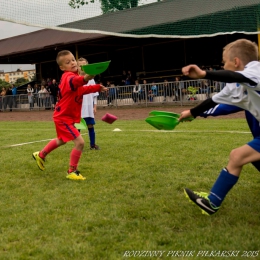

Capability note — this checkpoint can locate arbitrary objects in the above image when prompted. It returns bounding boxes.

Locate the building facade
[0,69,36,84]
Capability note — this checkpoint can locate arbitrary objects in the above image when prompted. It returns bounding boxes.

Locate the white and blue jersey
[81,79,99,121]
[212,61,260,122]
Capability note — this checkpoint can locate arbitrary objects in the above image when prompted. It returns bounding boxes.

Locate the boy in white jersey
[77,57,100,150]
[179,39,260,215]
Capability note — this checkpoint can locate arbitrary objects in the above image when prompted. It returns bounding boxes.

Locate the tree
[31,73,37,82]
[15,78,29,87]
[0,79,11,89]
[68,0,139,13]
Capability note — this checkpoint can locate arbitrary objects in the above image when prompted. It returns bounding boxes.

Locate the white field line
[4,133,88,148]
[4,131,251,148]
[7,138,54,147]
[137,130,251,134]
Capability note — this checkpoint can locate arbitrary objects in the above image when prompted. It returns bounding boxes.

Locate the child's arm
[83,74,95,82]
[81,84,108,96]
[93,95,97,113]
[199,104,243,118]
[182,65,206,79]
[179,98,218,120]
[68,74,95,90]
[81,84,100,95]
[182,65,257,85]
[205,70,257,85]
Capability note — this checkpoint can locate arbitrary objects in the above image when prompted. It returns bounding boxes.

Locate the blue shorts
[247,136,260,153]
[84,117,95,125]
[247,137,260,171]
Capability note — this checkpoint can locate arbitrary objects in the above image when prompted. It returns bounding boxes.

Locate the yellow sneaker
[32,151,45,171]
[66,170,86,180]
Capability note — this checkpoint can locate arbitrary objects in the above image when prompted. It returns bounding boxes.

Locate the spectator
[41,78,47,87]
[0,87,6,111]
[33,84,40,107]
[46,78,52,87]
[43,85,51,110]
[47,79,59,110]
[139,79,147,101]
[11,84,17,109]
[199,79,210,98]
[132,79,141,103]
[121,70,127,85]
[38,84,48,107]
[142,79,149,101]
[174,76,185,101]
[148,81,158,102]
[107,80,116,106]
[27,84,34,110]
[126,70,133,85]
[163,79,173,101]
[125,71,133,91]
[6,86,13,111]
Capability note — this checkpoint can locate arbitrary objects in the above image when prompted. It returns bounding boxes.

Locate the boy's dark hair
[56,50,72,65]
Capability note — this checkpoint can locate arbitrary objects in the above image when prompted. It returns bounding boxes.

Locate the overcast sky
[0,0,102,72]
[0,21,40,72]
[0,0,155,72]
[0,21,42,72]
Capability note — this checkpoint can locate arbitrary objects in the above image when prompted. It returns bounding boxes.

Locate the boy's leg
[33,138,63,171]
[84,118,99,150]
[68,148,82,173]
[208,144,259,207]
[185,143,260,215]
[88,126,96,147]
[67,135,86,180]
[88,125,94,145]
[40,138,62,158]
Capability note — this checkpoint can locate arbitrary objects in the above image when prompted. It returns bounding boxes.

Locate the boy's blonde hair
[77,57,88,64]
[224,39,258,65]
[56,50,72,65]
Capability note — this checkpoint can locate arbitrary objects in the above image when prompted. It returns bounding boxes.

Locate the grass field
[1,118,260,260]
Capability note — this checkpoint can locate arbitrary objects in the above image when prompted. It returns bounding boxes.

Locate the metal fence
[0,79,224,111]
[97,79,224,107]
[0,93,52,111]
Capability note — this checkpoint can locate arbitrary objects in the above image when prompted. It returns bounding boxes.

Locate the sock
[88,127,95,147]
[208,168,239,207]
[68,148,82,173]
[39,139,59,159]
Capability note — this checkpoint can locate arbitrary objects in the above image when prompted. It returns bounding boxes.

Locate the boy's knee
[57,139,66,146]
[229,148,241,162]
[76,140,85,150]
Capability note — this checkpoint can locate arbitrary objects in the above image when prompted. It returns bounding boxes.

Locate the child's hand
[182,65,206,79]
[84,74,95,81]
[100,84,108,93]
[179,110,192,121]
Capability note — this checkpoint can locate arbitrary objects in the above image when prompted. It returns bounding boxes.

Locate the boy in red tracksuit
[33,50,107,180]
